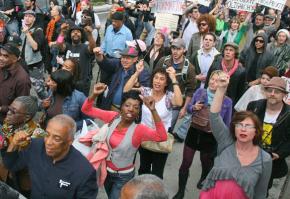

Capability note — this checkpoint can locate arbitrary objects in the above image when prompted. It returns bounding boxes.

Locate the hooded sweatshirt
[240,32,275,82]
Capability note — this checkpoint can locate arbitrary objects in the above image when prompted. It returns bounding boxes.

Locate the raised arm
[166,67,183,106]
[210,73,234,153]
[123,60,144,92]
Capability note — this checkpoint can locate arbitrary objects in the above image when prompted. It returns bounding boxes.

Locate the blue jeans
[104,169,135,199]
[175,112,192,140]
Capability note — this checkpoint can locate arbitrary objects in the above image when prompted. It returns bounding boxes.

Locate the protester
[81,85,167,199]
[173,70,232,199]
[200,73,272,199]
[235,66,279,111]
[124,64,183,179]
[0,43,31,124]
[1,114,98,199]
[247,77,290,193]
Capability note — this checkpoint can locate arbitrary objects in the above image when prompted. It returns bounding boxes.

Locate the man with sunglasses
[247,77,290,193]
[240,32,274,87]
[0,43,31,124]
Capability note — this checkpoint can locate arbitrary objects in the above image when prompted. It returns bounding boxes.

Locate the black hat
[7,35,22,46]
[70,25,83,32]
[0,43,20,57]
[112,11,124,21]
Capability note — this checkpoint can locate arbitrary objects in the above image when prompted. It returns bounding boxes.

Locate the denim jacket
[98,57,150,110]
[54,90,89,129]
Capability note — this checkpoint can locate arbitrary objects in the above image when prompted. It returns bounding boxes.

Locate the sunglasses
[199,23,208,27]
[255,39,264,43]
[8,106,27,115]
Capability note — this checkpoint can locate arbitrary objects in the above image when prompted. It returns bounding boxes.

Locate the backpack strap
[162,55,171,69]
[181,58,190,82]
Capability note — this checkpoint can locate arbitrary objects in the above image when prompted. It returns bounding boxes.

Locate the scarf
[221,59,239,76]
[207,88,215,105]
[46,15,61,44]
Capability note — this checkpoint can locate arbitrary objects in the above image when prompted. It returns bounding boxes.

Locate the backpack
[162,55,190,83]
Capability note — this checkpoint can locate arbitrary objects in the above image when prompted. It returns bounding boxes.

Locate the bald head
[120,174,169,199]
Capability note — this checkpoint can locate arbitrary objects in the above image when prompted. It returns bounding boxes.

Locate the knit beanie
[112,7,125,21]
[276,29,290,41]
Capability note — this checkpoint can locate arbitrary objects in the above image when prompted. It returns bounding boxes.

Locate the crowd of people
[0,0,290,199]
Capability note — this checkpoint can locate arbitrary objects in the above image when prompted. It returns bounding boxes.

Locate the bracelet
[172,82,179,86]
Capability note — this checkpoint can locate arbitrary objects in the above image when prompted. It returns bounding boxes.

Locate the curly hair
[197,14,216,32]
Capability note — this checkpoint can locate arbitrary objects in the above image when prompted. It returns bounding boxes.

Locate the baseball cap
[171,38,186,49]
[0,43,21,57]
[7,35,22,46]
[120,46,139,57]
[23,10,36,17]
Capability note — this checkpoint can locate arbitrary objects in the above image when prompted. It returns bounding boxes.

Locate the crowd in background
[0,0,289,199]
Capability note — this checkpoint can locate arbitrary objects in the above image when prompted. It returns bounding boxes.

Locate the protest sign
[155,0,184,15]
[155,13,179,31]
[226,0,256,12]
[198,0,212,7]
[256,0,286,11]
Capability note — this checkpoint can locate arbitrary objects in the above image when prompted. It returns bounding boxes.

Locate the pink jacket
[79,130,108,186]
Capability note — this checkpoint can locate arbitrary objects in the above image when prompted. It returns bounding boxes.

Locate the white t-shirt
[182,18,199,50]
[141,87,173,131]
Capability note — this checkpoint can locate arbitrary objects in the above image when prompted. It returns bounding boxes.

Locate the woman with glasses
[199,74,272,199]
[173,70,232,199]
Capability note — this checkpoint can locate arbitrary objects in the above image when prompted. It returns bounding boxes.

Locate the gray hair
[14,96,38,119]
[48,114,77,138]
[126,174,169,199]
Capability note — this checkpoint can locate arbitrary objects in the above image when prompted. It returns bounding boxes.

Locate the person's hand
[193,101,204,111]
[42,97,51,108]
[92,83,107,96]
[135,59,144,74]
[10,131,31,148]
[249,79,260,87]
[84,26,93,34]
[178,107,186,119]
[217,73,230,90]
[196,74,206,82]
[140,95,156,111]
[272,153,279,160]
[22,23,29,34]
[60,23,70,32]
[166,67,177,82]
[93,47,103,56]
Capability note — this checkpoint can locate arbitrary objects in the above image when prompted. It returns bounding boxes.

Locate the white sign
[155,13,179,31]
[198,0,212,7]
[256,0,286,11]
[155,0,184,15]
[226,0,257,12]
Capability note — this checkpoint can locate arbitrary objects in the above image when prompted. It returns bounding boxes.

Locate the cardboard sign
[256,0,286,11]
[198,0,212,7]
[226,0,257,12]
[155,0,184,15]
[155,13,179,31]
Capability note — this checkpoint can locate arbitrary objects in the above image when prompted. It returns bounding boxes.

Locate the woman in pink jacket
[81,83,167,199]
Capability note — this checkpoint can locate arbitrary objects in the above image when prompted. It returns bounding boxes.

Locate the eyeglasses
[235,123,256,130]
[265,87,284,94]
[199,23,208,27]
[255,39,264,43]
[8,106,27,115]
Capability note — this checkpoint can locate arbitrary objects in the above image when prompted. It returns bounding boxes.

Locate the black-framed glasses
[255,39,264,43]
[8,106,27,115]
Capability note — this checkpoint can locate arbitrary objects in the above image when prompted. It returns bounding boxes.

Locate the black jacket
[240,33,275,82]
[247,99,290,178]
[205,55,246,105]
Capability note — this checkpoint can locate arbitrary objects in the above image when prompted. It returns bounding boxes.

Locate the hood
[250,32,269,52]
